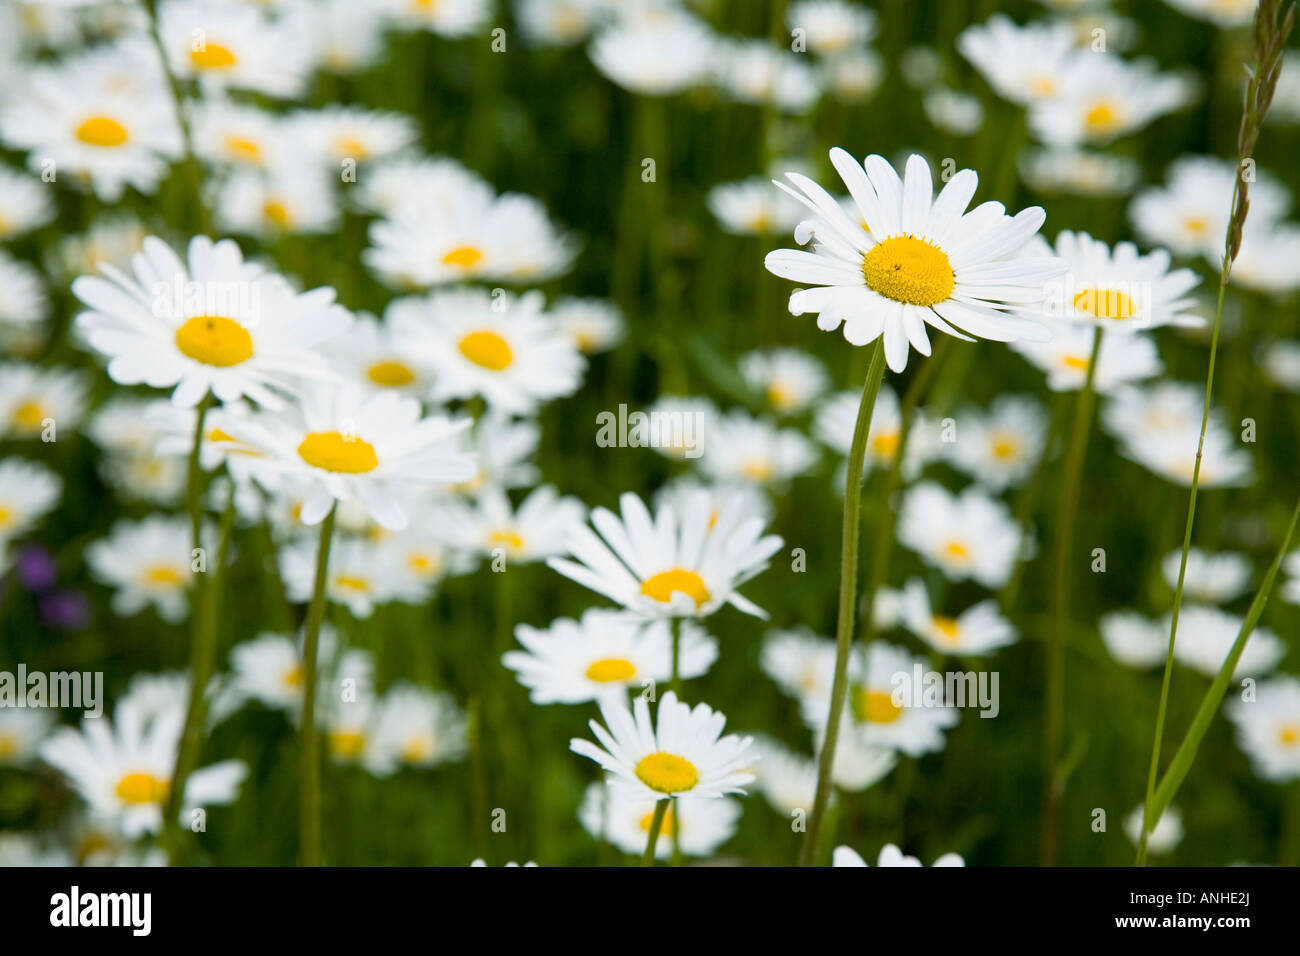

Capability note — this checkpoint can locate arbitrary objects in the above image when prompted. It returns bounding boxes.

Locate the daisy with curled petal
[0,457,62,542]
[570,690,755,802]
[1100,611,1167,669]
[896,481,1021,589]
[218,383,476,531]
[547,489,784,620]
[440,484,586,565]
[578,782,742,860]
[71,235,352,409]
[765,147,1062,372]
[505,608,718,705]
[898,578,1017,656]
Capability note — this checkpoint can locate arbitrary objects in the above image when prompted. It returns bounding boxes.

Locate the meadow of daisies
[1,0,1300,869]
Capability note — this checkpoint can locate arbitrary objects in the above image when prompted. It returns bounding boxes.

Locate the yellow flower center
[190,42,238,71]
[1073,288,1136,321]
[457,330,514,371]
[0,506,10,529]
[114,771,169,805]
[402,736,434,762]
[856,688,903,724]
[766,382,796,411]
[1279,724,1300,746]
[862,235,955,307]
[1084,100,1122,135]
[487,529,525,553]
[584,657,637,683]
[174,315,254,367]
[329,730,366,758]
[640,568,711,607]
[224,135,262,163]
[333,574,371,593]
[1183,215,1209,236]
[639,804,678,836]
[942,539,971,562]
[283,665,304,689]
[991,435,1019,460]
[634,752,699,794]
[335,135,368,159]
[1061,354,1091,372]
[407,552,439,575]
[263,200,291,228]
[441,245,485,269]
[297,431,379,473]
[75,116,129,147]
[932,615,962,645]
[1030,74,1058,97]
[0,733,18,759]
[12,401,45,430]
[740,459,774,481]
[871,429,900,459]
[366,359,416,387]
[143,564,183,587]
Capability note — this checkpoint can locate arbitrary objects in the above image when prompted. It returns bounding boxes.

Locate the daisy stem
[798,338,886,867]
[1041,326,1103,866]
[299,503,337,867]
[641,799,669,867]
[669,616,682,697]
[671,796,682,867]
[185,395,213,554]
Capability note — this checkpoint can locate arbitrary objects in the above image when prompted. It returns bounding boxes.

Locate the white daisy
[280,534,426,618]
[947,394,1048,492]
[739,348,830,416]
[439,484,587,565]
[957,14,1088,105]
[1161,548,1252,605]
[708,178,807,237]
[190,97,291,170]
[382,0,490,37]
[1226,675,1300,782]
[898,578,1018,656]
[0,708,54,768]
[713,40,822,114]
[1167,604,1283,678]
[550,297,626,355]
[310,0,388,74]
[1163,0,1258,28]
[0,457,62,542]
[1011,322,1162,393]
[158,0,311,98]
[1100,611,1168,669]
[750,736,822,816]
[1125,804,1184,854]
[322,312,435,397]
[1259,340,1300,393]
[449,414,542,494]
[518,0,604,48]
[786,1,876,56]
[1028,55,1189,146]
[1217,220,1300,295]
[0,164,54,239]
[363,683,468,775]
[833,844,965,866]
[588,8,716,96]
[697,409,819,487]
[0,363,89,440]
[578,782,741,859]
[213,166,340,238]
[287,105,419,166]
[896,481,1022,589]
[1020,148,1142,198]
[0,252,48,330]
[85,515,201,624]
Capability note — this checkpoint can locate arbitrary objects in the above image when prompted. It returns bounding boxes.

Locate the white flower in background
[321,649,377,765]
[1167,605,1284,678]
[898,578,1018,656]
[214,166,340,238]
[923,88,984,136]
[549,490,784,620]
[353,154,492,221]
[364,684,468,775]
[761,628,838,703]
[1259,340,1300,393]
[739,348,830,416]
[821,48,885,102]
[958,15,1087,105]
[1227,675,1300,782]
[833,844,965,866]
[399,289,585,415]
[1125,804,1185,854]
[190,98,291,170]
[1216,220,1300,295]
[39,696,246,839]
[714,40,822,114]
[1103,384,1252,488]
[697,409,818,487]
[86,515,202,624]
[52,214,148,283]
[1100,611,1167,669]
[449,415,542,495]
[222,384,475,530]
[0,457,61,542]
[578,782,741,859]
[72,235,352,409]
[1029,55,1189,146]
[309,0,388,74]
[0,364,89,440]
[550,297,626,355]
[440,484,587,564]
[0,835,72,867]
[765,149,1061,372]
[896,482,1022,589]
[654,476,773,529]
[1161,548,1252,604]
[0,252,48,331]
[288,105,419,166]
[823,727,899,792]
[750,736,823,815]
[0,39,181,202]
[518,0,604,48]
[570,691,755,801]
[589,8,715,96]
[1129,156,1290,258]
[1011,322,1162,393]
[382,0,490,37]
[814,387,930,481]
[86,398,186,505]
[947,394,1047,492]
[1162,0,1258,28]
[1020,148,1141,198]
[786,1,877,56]
[506,608,717,705]
[323,313,435,397]
[0,164,54,240]
[281,534,428,618]
[645,395,719,461]
[227,628,336,716]
[159,0,311,98]
[0,708,54,768]
[1285,551,1300,605]
[1043,231,1201,332]
[708,178,807,236]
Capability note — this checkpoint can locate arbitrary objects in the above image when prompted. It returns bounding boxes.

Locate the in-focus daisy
[0,364,88,440]
[578,782,741,859]
[363,683,468,775]
[947,394,1047,492]
[72,235,352,409]
[158,0,311,98]
[896,482,1022,589]
[506,608,718,705]
[550,297,626,355]
[697,410,818,487]
[739,348,830,416]
[570,690,755,802]
[1227,675,1300,782]
[440,484,587,565]
[548,490,784,620]
[1011,322,1162,393]
[898,578,1018,656]
[85,515,200,624]
[1124,804,1184,855]
[833,844,965,866]
[1167,604,1283,678]
[1029,55,1188,146]
[0,457,63,541]
[1161,548,1252,605]
[1100,611,1168,669]
[765,148,1061,372]
[957,15,1087,105]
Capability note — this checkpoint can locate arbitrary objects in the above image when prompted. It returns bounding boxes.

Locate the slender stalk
[641,799,669,867]
[185,396,213,552]
[669,616,682,697]
[1040,326,1103,866]
[798,338,887,867]
[299,504,337,867]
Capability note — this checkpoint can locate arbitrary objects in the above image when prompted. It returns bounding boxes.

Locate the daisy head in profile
[221,383,477,531]
[570,691,755,801]
[765,147,1063,371]
[547,489,784,620]
[71,235,353,408]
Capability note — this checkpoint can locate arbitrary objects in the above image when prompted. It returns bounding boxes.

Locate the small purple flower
[15,544,58,593]
[39,590,91,631]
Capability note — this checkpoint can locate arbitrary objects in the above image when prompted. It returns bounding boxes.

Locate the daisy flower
[578,782,741,859]
[957,15,1088,105]
[0,252,48,331]
[896,481,1022,589]
[761,627,840,702]
[713,40,822,114]
[220,383,476,531]
[833,844,965,866]
[398,288,586,415]
[1167,604,1283,678]
[739,348,830,416]
[0,364,89,440]
[898,578,1018,656]
[322,312,435,397]
[309,0,388,74]
[518,0,604,47]
[190,97,290,170]
[71,235,352,409]
[822,48,885,102]
[1161,548,1252,605]
[786,1,877,56]
[823,728,899,792]
[1260,340,1300,393]
[814,386,930,481]
[383,0,490,37]
[1011,322,1162,393]
[86,398,186,505]
[440,484,587,565]
[1100,611,1167,669]
[765,148,1062,372]
[570,690,755,802]
[280,533,428,618]
[1020,148,1141,198]
[708,178,807,236]
[1217,220,1300,295]
[923,88,985,136]
[0,164,55,240]
[697,409,819,487]
[588,8,716,96]
[158,0,311,98]
[1125,805,1184,855]
[654,476,773,530]
[38,695,246,839]
[363,683,468,775]
[750,736,822,815]
[1103,385,1252,488]
[1163,0,1258,28]
[1227,675,1300,782]
[1029,55,1189,146]
[52,214,148,282]
[0,457,63,542]
[947,394,1048,492]
[85,515,201,624]
[450,415,542,494]
[644,395,718,461]
[213,166,340,238]
[548,490,784,620]
[506,608,718,705]
[227,628,338,716]
[288,105,419,166]
[353,155,492,221]
[550,297,626,355]
[0,708,54,768]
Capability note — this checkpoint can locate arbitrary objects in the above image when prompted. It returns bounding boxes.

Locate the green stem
[669,616,682,697]
[185,396,213,552]
[798,338,887,867]
[299,504,337,867]
[1041,326,1103,866]
[641,800,669,867]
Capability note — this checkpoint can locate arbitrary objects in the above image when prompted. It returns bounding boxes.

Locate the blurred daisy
[708,178,806,236]
[814,386,926,481]
[765,148,1060,372]
[364,683,468,775]
[450,415,541,495]
[823,727,899,792]
[1104,384,1252,488]
[896,482,1022,589]
[923,88,984,136]
[898,578,1017,656]
[645,395,718,461]
[551,297,626,355]
[0,364,88,440]
[86,515,200,624]
[214,167,340,238]
[958,15,1087,105]
[1259,340,1300,393]
[383,0,490,37]
[548,490,784,620]
[821,48,884,102]
[518,0,604,47]
[786,1,876,56]
[227,628,337,715]
[739,348,830,416]
[289,105,419,166]
[833,844,965,866]
[441,484,587,564]
[309,0,388,74]
[1217,220,1300,296]
[0,252,48,331]
[578,783,741,859]
[1100,611,1167,669]
[1227,675,1300,782]
[281,534,427,618]
[947,394,1047,492]
[353,155,492,221]
[159,0,310,98]
[1011,322,1162,393]
[323,313,435,397]
[750,736,822,815]
[52,214,147,282]
[1125,805,1184,855]
[190,98,289,170]
[1020,148,1141,198]
[570,690,755,802]
[1167,604,1283,678]
[86,398,186,505]
[72,235,352,409]
[1029,55,1188,146]
[589,8,715,96]
[0,708,54,768]
[654,476,773,529]
[697,410,818,487]
[1163,0,1258,28]
[714,40,822,114]
[507,608,717,705]
[0,165,54,239]
[0,457,62,541]
[1161,548,1252,604]
[761,627,838,702]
